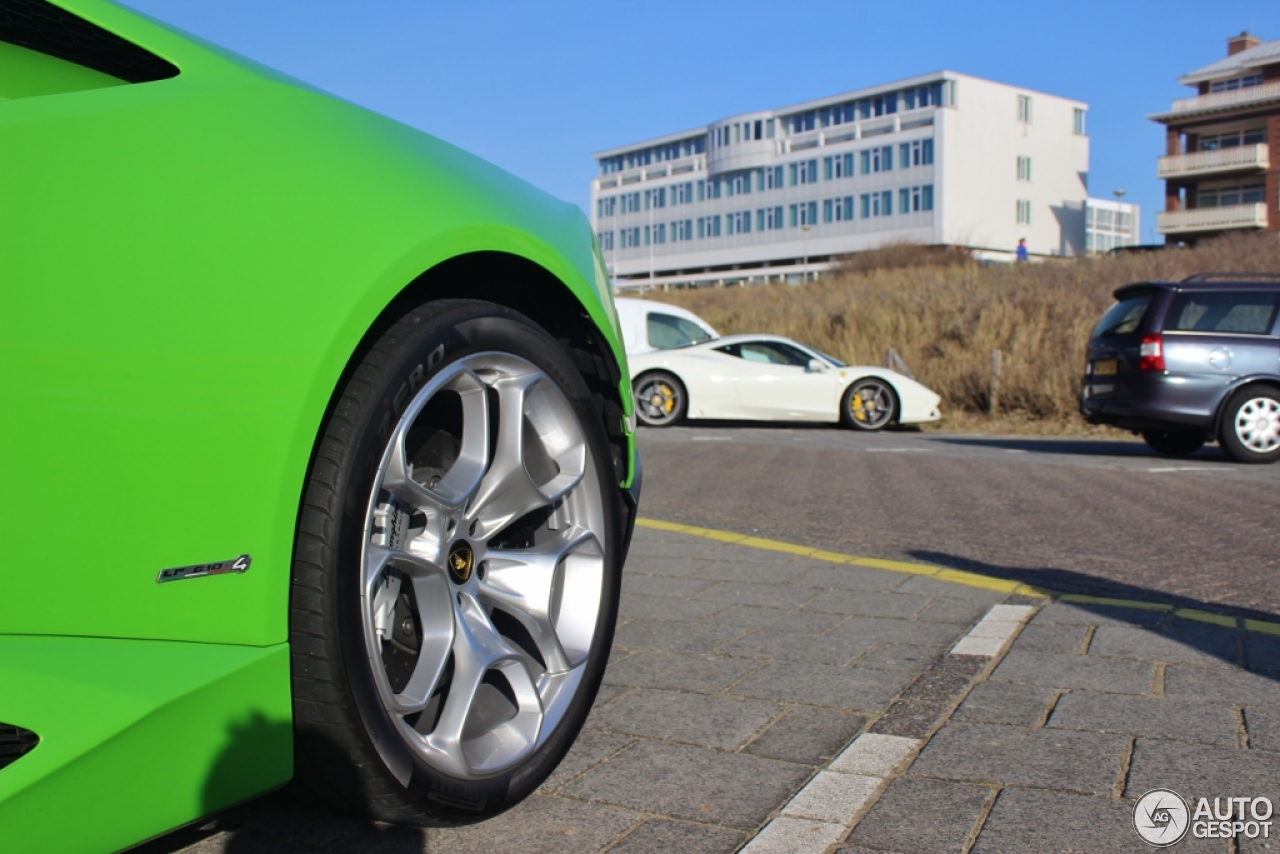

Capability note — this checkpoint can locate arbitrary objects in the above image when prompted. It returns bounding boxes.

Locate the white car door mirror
[806,359,828,373]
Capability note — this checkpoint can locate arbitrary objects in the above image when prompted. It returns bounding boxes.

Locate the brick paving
[139,525,1280,854]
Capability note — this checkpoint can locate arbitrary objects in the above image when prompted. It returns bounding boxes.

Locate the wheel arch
[1212,377,1280,441]
[632,367,691,412]
[843,375,902,425]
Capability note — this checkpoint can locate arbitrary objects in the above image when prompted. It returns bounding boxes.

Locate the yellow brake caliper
[659,384,675,413]
[851,392,866,421]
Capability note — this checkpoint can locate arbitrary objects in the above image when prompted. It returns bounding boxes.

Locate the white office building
[591,71,1090,290]
[1084,197,1141,253]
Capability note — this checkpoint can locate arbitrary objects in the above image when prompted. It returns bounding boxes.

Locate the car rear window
[646,313,712,349]
[1092,295,1152,339]
[1165,291,1280,335]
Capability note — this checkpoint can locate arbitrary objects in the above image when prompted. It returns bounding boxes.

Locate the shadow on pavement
[930,435,1230,460]
[911,549,1280,676]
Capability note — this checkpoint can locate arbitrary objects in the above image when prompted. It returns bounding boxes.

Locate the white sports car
[629,334,941,430]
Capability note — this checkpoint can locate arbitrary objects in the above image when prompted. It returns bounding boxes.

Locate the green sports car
[0,1,640,849]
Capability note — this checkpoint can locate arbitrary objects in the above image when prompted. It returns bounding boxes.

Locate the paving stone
[782,771,881,823]
[950,635,1006,656]
[1245,632,1280,673]
[694,580,821,609]
[953,682,1056,727]
[917,597,996,625]
[741,817,847,854]
[853,643,939,673]
[910,721,1127,795]
[612,619,751,654]
[1126,737,1280,799]
[803,590,934,619]
[991,650,1154,694]
[590,683,627,709]
[1048,692,1241,746]
[696,543,808,565]
[1164,665,1280,704]
[1007,623,1089,654]
[400,796,639,854]
[539,730,634,793]
[607,818,745,854]
[689,558,809,584]
[587,688,782,750]
[621,573,718,599]
[830,733,920,776]
[1089,624,1240,667]
[624,554,725,578]
[893,576,1008,602]
[709,604,847,633]
[602,651,762,693]
[618,593,731,621]
[733,660,917,711]
[562,740,810,830]
[972,788,1149,854]
[788,563,911,592]
[744,706,870,764]
[826,616,967,649]
[870,655,988,738]
[845,778,991,854]
[626,531,716,559]
[718,627,875,665]
[1030,601,1167,629]
[219,791,364,849]
[1246,704,1280,752]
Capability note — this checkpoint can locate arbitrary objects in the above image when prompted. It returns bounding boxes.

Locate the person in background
[1016,238,1028,262]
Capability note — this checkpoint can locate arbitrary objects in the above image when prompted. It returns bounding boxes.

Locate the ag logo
[447,542,474,583]
[1134,789,1190,847]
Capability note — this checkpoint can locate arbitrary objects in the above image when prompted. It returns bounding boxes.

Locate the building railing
[1159,81,1280,117]
[1156,203,1268,234]
[1157,143,1269,178]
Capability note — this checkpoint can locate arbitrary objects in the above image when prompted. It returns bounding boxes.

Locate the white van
[614,298,719,355]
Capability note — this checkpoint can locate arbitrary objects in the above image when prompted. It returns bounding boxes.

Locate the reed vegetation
[632,234,1280,432]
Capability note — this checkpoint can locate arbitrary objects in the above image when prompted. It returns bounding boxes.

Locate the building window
[788,202,818,227]
[922,184,934,211]
[644,188,666,210]
[671,219,693,242]
[620,227,641,248]
[788,160,818,186]
[860,146,894,174]
[1199,183,1265,207]
[697,215,721,239]
[1017,94,1032,124]
[899,139,934,168]
[1211,74,1265,92]
[860,192,893,217]
[596,197,616,218]
[727,173,752,196]
[1199,128,1266,151]
[823,153,855,180]
[726,211,753,235]
[822,196,855,223]
[898,185,934,212]
[643,224,666,245]
[1016,199,1031,224]
[1017,156,1032,182]
[757,206,785,230]
[1073,108,1086,135]
[597,230,613,250]
[671,182,694,205]
[620,192,641,214]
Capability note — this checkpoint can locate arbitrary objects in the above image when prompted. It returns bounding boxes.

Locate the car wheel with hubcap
[1141,429,1205,457]
[840,379,897,431]
[634,371,686,427]
[291,299,623,824]
[1219,387,1280,464]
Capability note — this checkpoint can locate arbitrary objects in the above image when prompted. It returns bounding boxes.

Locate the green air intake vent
[0,723,39,771]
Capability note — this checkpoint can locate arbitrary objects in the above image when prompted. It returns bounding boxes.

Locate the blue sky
[120,1,1280,244]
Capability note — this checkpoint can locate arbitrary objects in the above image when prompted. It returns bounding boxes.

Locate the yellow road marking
[634,518,1280,635]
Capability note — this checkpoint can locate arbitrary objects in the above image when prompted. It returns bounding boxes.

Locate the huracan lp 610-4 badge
[157,554,252,583]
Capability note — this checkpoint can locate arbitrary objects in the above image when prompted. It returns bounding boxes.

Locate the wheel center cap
[447,541,474,584]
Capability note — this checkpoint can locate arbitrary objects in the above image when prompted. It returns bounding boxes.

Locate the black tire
[633,371,687,427]
[1218,386,1280,464]
[291,299,624,824]
[1141,429,1205,458]
[839,378,898,431]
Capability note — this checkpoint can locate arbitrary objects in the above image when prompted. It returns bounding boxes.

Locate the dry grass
[632,234,1280,433]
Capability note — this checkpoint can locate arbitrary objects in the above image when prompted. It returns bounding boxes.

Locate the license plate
[1093,359,1117,376]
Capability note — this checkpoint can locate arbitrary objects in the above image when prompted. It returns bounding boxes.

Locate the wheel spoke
[479,528,600,673]
[467,373,585,540]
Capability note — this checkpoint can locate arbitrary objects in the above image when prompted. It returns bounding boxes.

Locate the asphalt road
[636,424,1280,620]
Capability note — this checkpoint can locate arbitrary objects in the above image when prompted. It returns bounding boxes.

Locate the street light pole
[1113,189,1127,249]
[802,223,810,284]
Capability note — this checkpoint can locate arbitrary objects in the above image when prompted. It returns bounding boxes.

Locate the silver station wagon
[1081,274,1280,463]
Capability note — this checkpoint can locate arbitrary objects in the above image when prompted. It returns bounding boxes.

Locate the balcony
[1149,81,1280,122]
[1158,143,1270,179]
[1157,203,1268,235]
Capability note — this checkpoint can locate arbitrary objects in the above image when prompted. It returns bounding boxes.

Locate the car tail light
[1139,334,1165,371]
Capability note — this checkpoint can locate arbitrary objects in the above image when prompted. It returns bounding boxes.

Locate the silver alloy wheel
[1234,396,1280,454]
[360,352,606,780]
[635,375,681,425]
[847,380,894,429]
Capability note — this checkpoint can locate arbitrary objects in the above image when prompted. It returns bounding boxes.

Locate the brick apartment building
[1150,32,1280,242]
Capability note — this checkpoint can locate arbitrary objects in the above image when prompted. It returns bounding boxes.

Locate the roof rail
[1181,272,1280,284]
